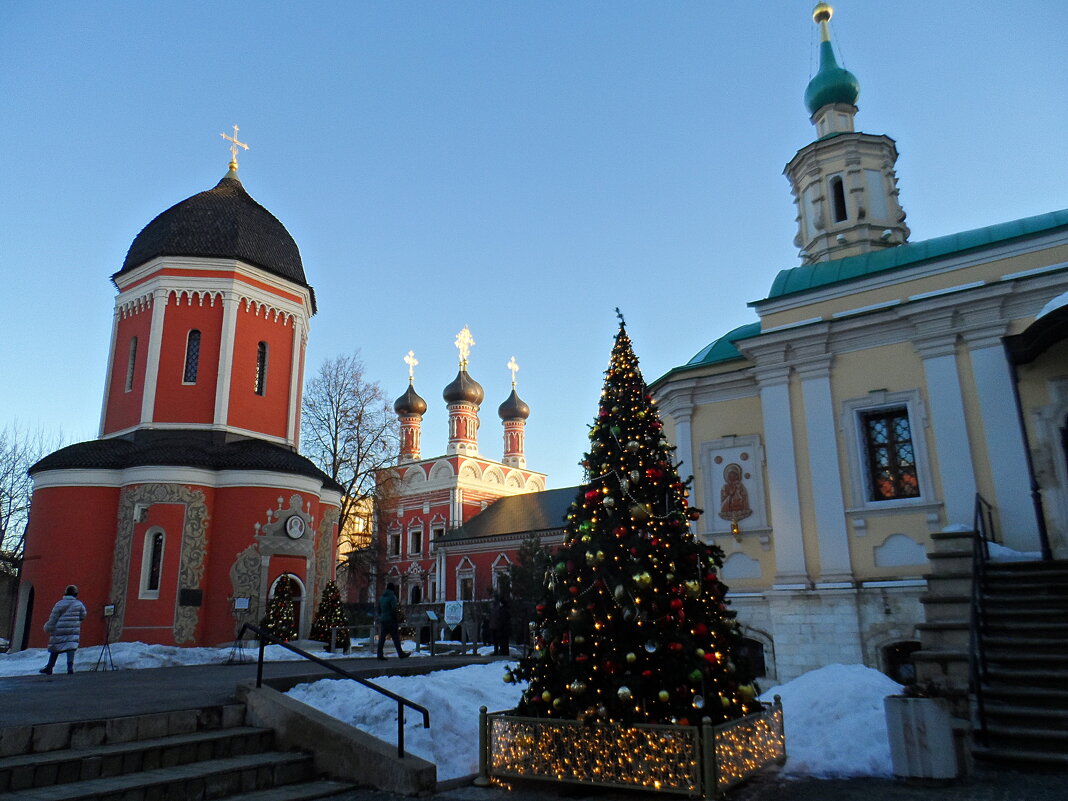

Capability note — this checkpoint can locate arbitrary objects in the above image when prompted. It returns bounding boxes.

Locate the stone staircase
[915,529,1068,769]
[972,558,1068,768]
[0,702,356,800]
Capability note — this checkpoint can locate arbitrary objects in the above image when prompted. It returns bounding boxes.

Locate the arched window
[139,528,165,599]
[830,175,848,222]
[410,585,422,605]
[125,337,138,392]
[254,342,268,396]
[183,329,201,384]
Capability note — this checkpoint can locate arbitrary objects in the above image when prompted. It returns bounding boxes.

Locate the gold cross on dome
[454,326,475,367]
[220,125,249,170]
[404,350,418,381]
[507,356,519,387]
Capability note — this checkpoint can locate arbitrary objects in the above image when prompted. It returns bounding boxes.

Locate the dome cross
[507,356,519,388]
[220,125,249,171]
[404,350,418,383]
[454,325,475,368]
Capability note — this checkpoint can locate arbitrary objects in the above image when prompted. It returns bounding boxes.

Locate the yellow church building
[651,4,1067,684]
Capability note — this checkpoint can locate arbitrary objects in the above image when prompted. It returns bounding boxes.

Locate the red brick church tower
[14,139,342,649]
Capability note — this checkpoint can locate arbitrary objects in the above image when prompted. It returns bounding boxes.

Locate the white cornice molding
[754,229,1068,316]
[32,465,337,496]
[114,257,312,320]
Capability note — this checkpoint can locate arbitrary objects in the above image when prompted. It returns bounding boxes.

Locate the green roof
[651,322,761,387]
[804,40,859,114]
[762,208,1068,303]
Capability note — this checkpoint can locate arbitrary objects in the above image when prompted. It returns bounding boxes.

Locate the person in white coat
[40,585,87,675]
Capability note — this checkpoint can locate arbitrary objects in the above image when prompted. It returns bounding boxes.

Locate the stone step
[219,779,358,801]
[984,667,1068,691]
[3,751,313,801]
[983,703,1068,729]
[972,744,1068,769]
[984,651,1067,666]
[926,551,973,573]
[983,621,1068,637]
[0,704,247,757]
[983,634,1068,650]
[985,606,1066,620]
[982,685,1068,705]
[0,726,273,793]
[982,593,1068,607]
[983,578,1068,593]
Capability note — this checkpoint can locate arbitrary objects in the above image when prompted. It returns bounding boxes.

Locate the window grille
[255,341,268,395]
[860,407,920,501]
[183,330,201,383]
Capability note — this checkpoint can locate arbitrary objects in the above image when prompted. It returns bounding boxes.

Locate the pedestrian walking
[490,585,511,656]
[376,583,409,660]
[40,585,87,675]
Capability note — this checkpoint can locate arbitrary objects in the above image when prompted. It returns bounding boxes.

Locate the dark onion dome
[804,4,859,114]
[498,388,530,421]
[30,429,343,493]
[443,368,484,405]
[114,169,315,310]
[394,382,428,416]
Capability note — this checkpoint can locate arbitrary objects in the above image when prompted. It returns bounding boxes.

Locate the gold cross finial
[454,326,475,368]
[220,125,249,171]
[403,350,418,382]
[507,356,519,388]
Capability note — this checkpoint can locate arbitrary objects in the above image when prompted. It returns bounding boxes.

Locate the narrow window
[409,528,422,555]
[830,175,848,222]
[125,337,138,392]
[410,585,422,605]
[254,341,268,395]
[140,528,165,598]
[460,577,474,601]
[861,407,920,501]
[389,532,401,557]
[183,330,201,384]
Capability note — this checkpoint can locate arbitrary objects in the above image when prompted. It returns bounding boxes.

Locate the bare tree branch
[300,352,399,585]
[0,423,66,575]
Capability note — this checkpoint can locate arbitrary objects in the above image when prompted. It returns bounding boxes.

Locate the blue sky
[1,1,1065,488]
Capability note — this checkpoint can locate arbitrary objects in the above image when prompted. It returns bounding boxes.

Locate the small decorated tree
[261,572,298,641]
[509,315,761,726]
[310,579,351,650]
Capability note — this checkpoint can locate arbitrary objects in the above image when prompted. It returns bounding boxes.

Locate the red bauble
[569,586,579,596]
[703,652,720,664]
[669,641,684,653]
[642,669,653,678]
[693,623,709,637]
[677,717,690,726]
[613,526,628,538]
[670,597,683,611]
[645,467,663,480]
[575,653,589,663]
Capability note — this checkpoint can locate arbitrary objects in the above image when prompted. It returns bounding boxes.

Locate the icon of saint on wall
[719,463,753,522]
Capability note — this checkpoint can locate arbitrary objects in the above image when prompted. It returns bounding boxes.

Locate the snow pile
[986,542,1042,562]
[760,663,902,778]
[287,663,524,780]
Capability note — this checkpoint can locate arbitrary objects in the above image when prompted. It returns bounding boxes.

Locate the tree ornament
[617,686,632,701]
[625,440,640,452]
[693,695,706,709]
[658,690,670,702]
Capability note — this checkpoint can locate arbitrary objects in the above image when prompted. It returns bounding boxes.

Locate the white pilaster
[286,317,304,447]
[139,289,168,425]
[915,338,978,527]
[797,360,853,583]
[757,368,808,586]
[670,410,694,482]
[99,307,120,436]
[214,294,241,426]
[969,343,1039,548]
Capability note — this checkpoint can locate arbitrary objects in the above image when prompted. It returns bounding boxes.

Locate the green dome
[804,39,859,114]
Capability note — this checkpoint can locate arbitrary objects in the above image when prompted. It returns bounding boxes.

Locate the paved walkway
[3,656,1063,800]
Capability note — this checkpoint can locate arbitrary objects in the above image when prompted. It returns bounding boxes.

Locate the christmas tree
[261,572,298,641]
[509,315,761,726]
[310,579,351,650]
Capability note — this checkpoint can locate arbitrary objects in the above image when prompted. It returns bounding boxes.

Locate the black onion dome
[498,388,530,421]
[115,170,313,305]
[443,369,484,405]
[394,382,428,416]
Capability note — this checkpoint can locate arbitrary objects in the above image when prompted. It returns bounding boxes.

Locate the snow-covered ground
[0,638,503,676]
[289,662,904,781]
[2,637,904,781]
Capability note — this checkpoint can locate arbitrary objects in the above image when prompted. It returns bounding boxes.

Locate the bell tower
[784,3,909,265]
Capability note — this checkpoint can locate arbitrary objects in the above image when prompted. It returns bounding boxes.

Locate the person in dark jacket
[376,583,408,660]
[40,585,88,675]
[489,587,511,656]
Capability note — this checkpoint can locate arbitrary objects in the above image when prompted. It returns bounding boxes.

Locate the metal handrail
[968,494,995,747]
[237,623,429,758]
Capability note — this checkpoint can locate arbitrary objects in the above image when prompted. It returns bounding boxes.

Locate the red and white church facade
[376,335,570,610]
[14,161,342,649]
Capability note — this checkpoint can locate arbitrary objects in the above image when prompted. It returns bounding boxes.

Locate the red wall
[121,501,190,645]
[22,486,120,648]
[153,295,223,425]
[228,308,293,438]
[103,311,152,434]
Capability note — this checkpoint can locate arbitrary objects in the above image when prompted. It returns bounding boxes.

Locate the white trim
[138,527,165,600]
[140,289,167,423]
[830,299,902,319]
[759,380,807,582]
[919,352,977,526]
[758,317,824,334]
[907,282,986,303]
[214,295,240,426]
[31,465,341,500]
[1000,260,1068,282]
[286,319,303,446]
[860,579,928,589]
[100,422,290,447]
[840,389,935,511]
[99,309,120,437]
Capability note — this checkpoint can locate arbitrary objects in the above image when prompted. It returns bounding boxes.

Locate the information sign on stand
[444,601,463,627]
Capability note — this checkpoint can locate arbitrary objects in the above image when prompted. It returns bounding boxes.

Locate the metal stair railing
[969,494,996,747]
[237,623,429,758]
